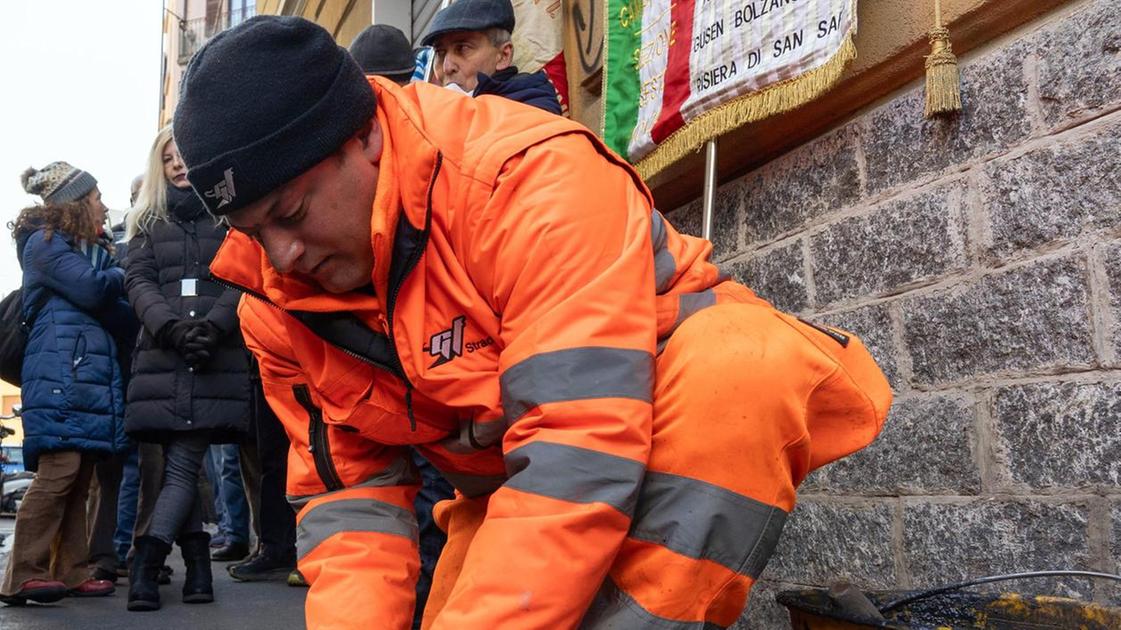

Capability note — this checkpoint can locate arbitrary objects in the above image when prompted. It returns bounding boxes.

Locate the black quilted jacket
[123,185,250,443]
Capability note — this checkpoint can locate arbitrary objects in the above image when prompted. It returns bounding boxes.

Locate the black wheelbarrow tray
[777,571,1121,629]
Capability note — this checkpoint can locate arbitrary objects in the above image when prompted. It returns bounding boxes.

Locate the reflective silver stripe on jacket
[504,441,645,516]
[297,497,417,561]
[500,346,654,423]
[630,471,787,578]
[651,210,676,294]
[674,289,716,329]
[287,456,418,510]
[580,579,728,630]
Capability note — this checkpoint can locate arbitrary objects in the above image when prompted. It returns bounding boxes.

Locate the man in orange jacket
[176,16,892,630]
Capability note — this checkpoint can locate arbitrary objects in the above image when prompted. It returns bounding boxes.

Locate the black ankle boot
[128,536,172,612]
[178,531,214,604]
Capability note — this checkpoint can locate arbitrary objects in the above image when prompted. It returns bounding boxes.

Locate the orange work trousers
[423,301,891,628]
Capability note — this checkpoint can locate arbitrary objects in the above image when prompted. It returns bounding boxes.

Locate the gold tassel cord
[924,0,962,118]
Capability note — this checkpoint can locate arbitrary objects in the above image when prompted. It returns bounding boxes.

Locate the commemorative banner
[604,0,858,178]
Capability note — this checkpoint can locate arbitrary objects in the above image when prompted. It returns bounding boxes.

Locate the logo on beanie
[204,168,237,208]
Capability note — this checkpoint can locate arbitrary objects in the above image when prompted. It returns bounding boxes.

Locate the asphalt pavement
[0,516,307,630]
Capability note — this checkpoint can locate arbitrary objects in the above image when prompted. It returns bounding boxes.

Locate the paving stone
[741,125,862,246]
[903,499,1092,597]
[765,500,897,589]
[992,380,1121,490]
[901,255,1095,385]
[726,241,808,313]
[811,182,969,307]
[863,41,1032,194]
[1101,242,1121,361]
[982,123,1121,261]
[809,395,980,495]
[732,580,793,630]
[1037,0,1121,127]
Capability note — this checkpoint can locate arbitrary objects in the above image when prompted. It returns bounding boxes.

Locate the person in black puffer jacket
[123,125,250,612]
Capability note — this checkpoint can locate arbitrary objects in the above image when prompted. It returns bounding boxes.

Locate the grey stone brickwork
[668,0,1121,625]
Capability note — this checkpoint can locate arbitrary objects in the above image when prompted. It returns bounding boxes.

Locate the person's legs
[114,446,140,569]
[131,441,164,543]
[53,453,98,589]
[1,450,83,598]
[209,444,250,560]
[129,434,211,611]
[217,444,250,545]
[229,387,296,581]
[238,438,261,551]
[147,434,210,545]
[87,452,127,578]
[203,446,230,546]
[411,449,453,629]
[256,388,294,554]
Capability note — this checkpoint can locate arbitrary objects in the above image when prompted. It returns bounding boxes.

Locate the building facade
[159,0,258,126]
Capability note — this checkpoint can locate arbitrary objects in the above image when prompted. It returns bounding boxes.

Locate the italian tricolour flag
[604,0,858,178]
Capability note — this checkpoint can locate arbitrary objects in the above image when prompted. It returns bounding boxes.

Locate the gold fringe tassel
[924,26,962,118]
[635,35,857,181]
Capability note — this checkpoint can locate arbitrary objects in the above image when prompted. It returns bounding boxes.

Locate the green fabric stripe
[603,0,643,159]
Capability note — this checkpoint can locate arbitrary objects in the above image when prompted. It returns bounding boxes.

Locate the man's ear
[358,118,383,165]
[496,42,514,71]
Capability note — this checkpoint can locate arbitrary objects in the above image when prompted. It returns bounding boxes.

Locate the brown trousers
[1,451,96,594]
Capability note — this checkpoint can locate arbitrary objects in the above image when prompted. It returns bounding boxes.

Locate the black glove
[159,320,196,354]
[184,321,221,368]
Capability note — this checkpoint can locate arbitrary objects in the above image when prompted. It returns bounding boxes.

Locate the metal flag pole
[701,139,718,241]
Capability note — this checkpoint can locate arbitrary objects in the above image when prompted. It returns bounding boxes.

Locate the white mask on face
[443,82,474,97]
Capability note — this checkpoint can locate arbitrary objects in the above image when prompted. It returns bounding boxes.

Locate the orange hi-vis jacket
[210,77,891,629]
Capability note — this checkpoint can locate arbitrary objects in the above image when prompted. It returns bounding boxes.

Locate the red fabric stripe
[543,52,570,114]
[650,1,695,144]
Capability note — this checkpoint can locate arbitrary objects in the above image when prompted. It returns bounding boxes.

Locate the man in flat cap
[422,0,562,114]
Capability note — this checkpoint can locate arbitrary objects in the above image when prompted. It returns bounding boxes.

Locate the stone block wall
[666,0,1121,625]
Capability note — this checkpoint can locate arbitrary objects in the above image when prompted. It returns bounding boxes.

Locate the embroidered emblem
[204,167,237,208]
[425,316,466,367]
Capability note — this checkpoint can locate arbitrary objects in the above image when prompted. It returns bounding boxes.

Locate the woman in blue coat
[0,162,133,605]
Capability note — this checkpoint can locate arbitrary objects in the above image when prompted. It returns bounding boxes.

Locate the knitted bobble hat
[21,161,98,204]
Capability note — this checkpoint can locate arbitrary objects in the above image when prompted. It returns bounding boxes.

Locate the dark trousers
[130,441,164,547]
[412,450,454,629]
[205,444,250,545]
[114,447,140,561]
[249,380,296,554]
[87,451,129,573]
[147,434,208,545]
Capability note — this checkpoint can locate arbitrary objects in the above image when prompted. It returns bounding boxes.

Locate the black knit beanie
[174,16,376,216]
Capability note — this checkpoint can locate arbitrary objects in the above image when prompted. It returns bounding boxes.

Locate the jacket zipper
[210,276,397,373]
[385,151,443,432]
[293,384,343,492]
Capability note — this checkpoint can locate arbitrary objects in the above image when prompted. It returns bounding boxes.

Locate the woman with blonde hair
[123,125,250,611]
[1,161,132,605]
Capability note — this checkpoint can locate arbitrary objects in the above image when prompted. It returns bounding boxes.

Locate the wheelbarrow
[778,571,1121,629]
